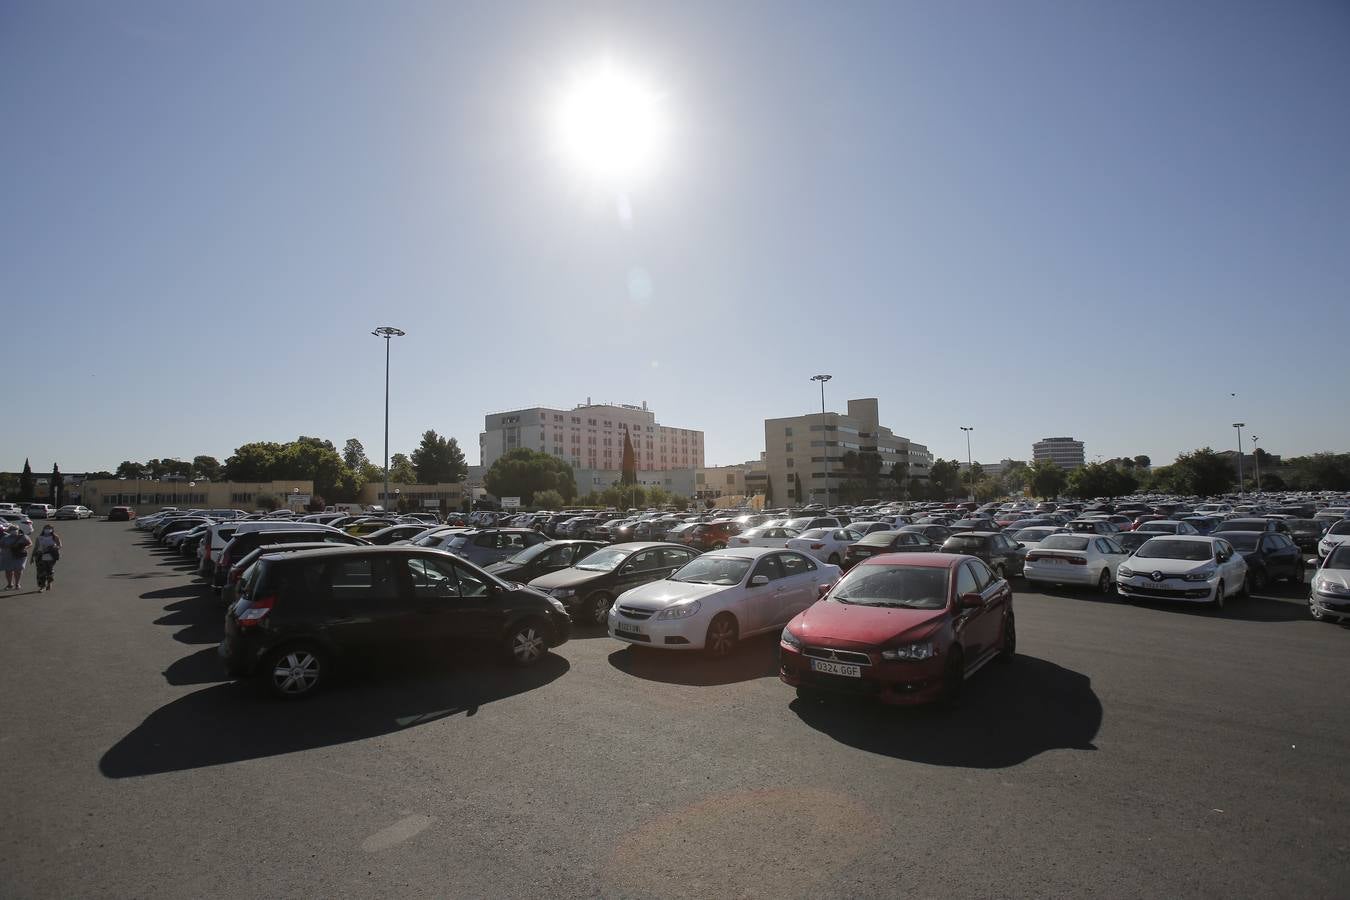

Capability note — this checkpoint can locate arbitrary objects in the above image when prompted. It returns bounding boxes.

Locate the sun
[553,60,668,186]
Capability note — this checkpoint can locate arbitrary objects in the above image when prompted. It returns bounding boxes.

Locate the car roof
[1143,534,1218,543]
[701,545,782,558]
[858,551,963,569]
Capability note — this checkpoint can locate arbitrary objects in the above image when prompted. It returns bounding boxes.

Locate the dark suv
[220,546,572,698]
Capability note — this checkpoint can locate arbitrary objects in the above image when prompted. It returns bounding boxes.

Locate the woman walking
[2,524,32,590]
[33,524,62,592]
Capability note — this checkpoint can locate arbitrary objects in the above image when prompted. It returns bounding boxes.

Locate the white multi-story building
[480,400,705,474]
[1033,437,1085,470]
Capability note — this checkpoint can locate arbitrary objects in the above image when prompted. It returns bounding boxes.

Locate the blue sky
[4,1,1348,474]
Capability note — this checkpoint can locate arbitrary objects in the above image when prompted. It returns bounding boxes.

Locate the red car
[108,506,136,521]
[685,520,743,551]
[779,552,1014,705]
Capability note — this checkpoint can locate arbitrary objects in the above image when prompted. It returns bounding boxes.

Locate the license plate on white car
[615,624,644,637]
[810,659,861,678]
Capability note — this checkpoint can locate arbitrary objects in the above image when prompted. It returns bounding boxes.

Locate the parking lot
[1,519,1347,898]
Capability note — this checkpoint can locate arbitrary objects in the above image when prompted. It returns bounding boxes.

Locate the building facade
[1033,437,1085,470]
[480,400,705,475]
[763,398,932,506]
[82,479,317,515]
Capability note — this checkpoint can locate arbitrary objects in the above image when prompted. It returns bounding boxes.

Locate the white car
[54,505,93,520]
[1009,526,1069,553]
[1133,519,1200,536]
[607,547,840,655]
[0,511,34,535]
[1024,533,1131,593]
[1308,544,1350,623]
[785,527,862,566]
[729,526,801,549]
[1116,536,1248,609]
[25,504,55,519]
[1317,520,1350,560]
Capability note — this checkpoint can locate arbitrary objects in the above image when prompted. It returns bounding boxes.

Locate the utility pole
[1232,423,1245,494]
[1250,435,1262,493]
[960,426,974,501]
[811,375,832,508]
[373,327,406,511]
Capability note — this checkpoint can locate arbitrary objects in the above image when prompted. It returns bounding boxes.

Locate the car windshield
[574,548,629,572]
[1289,519,1324,533]
[1223,533,1261,551]
[798,528,832,540]
[1014,528,1058,542]
[1039,535,1091,551]
[671,555,752,585]
[502,542,553,565]
[412,531,450,547]
[832,565,949,609]
[1329,521,1350,536]
[1325,546,1350,569]
[1137,539,1213,561]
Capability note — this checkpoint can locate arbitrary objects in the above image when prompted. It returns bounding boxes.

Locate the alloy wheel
[705,616,738,657]
[1308,594,1324,621]
[511,624,545,665]
[271,650,321,697]
[588,593,612,626]
[1098,568,1112,594]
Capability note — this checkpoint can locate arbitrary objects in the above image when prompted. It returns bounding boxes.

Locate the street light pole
[1232,423,1246,494]
[1250,435,1262,493]
[373,327,406,512]
[810,375,832,508]
[960,427,974,501]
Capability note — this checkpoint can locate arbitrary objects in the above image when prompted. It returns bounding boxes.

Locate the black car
[1287,519,1329,553]
[939,531,1027,579]
[220,546,571,698]
[948,518,996,535]
[365,523,435,545]
[155,516,212,543]
[213,528,368,591]
[1115,531,1153,556]
[1214,517,1291,536]
[220,541,340,607]
[1221,531,1303,590]
[526,542,700,626]
[841,529,938,571]
[900,523,952,544]
[485,540,605,583]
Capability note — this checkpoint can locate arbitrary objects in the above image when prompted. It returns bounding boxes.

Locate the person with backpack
[2,524,32,590]
[33,524,62,592]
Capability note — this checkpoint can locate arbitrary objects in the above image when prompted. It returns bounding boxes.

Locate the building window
[785,443,793,452]
[786,458,794,468]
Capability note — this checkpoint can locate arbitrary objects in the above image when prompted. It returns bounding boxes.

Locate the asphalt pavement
[1,520,1347,898]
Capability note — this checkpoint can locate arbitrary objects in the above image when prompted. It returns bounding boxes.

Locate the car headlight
[1184,566,1217,582]
[550,588,575,598]
[546,596,568,614]
[1315,579,1350,597]
[780,626,801,648]
[655,600,702,620]
[1117,565,1135,578]
[881,642,934,661]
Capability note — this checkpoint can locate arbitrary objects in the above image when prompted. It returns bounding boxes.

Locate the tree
[1027,459,1067,500]
[51,464,64,508]
[532,489,566,511]
[764,474,774,507]
[307,494,327,512]
[620,428,637,485]
[192,456,222,481]
[1285,453,1350,491]
[1171,447,1237,496]
[645,486,673,509]
[254,492,279,511]
[20,459,34,500]
[114,460,144,480]
[484,448,578,505]
[1067,462,1138,499]
[1002,460,1029,494]
[1253,448,1273,468]
[890,461,910,500]
[927,459,963,499]
[1133,455,1152,469]
[388,453,417,484]
[411,430,467,484]
[342,438,369,471]
[793,472,804,505]
[671,495,690,512]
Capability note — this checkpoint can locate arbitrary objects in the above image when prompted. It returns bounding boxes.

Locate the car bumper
[606,607,703,649]
[1024,562,1095,585]
[779,644,947,705]
[1310,592,1350,621]
[1117,576,1216,602]
[218,634,264,678]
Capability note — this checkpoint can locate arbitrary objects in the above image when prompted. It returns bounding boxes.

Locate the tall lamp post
[372,327,406,512]
[960,426,974,501]
[1232,423,1246,494]
[810,374,832,508]
[1250,434,1262,493]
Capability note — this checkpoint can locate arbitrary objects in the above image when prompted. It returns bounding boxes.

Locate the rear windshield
[1014,528,1059,542]
[1039,535,1090,551]
[1224,533,1260,551]
[858,531,901,547]
[1215,520,1264,531]
[944,535,987,549]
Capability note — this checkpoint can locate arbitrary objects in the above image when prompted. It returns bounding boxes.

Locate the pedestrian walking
[2,524,32,590]
[33,524,62,592]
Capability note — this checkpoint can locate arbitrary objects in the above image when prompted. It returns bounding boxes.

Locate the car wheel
[1212,580,1225,611]
[504,618,549,667]
[939,647,965,707]
[827,554,841,566]
[585,591,613,626]
[1097,568,1113,595]
[998,613,1016,663]
[704,613,739,658]
[265,643,328,700]
[1308,594,1325,622]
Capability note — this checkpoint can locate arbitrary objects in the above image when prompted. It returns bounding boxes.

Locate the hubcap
[272,652,319,694]
[591,596,610,625]
[513,627,543,662]
[710,621,734,653]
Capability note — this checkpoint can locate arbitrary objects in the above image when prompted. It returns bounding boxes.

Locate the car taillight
[236,595,275,628]
[810,543,825,550]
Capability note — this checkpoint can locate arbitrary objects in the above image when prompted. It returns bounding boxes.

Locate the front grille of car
[1120,584,1210,599]
[802,646,872,666]
[616,605,654,621]
[799,670,881,694]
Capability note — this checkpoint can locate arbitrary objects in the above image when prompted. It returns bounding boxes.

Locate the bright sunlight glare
[553,61,668,186]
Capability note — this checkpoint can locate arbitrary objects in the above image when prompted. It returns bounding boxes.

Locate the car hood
[484,561,526,577]
[791,600,946,648]
[527,567,607,591]
[1126,557,1217,577]
[615,580,729,610]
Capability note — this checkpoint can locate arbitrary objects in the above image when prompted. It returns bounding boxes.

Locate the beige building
[360,481,465,512]
[695,465,748,501]
[480,400,704,474]
[82,479,316,515]
[763,398,932,506]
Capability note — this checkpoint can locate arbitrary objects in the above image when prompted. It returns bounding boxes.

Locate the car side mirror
[1016,542,1025,548]
[959,591,984,609]
[818,582,832,598]
[750,575,770,587]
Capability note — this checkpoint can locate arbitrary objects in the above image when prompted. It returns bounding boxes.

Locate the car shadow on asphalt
[101,653,570,778]
[1125,580,1310,623]
[789,654,1101,769]
[153,594,225,645]
[606,633,781,686]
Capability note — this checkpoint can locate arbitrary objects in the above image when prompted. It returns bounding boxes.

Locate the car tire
[939,647,965,707]
[827,554,841,566]
[1097,568,1113,595]
[1308,594,1325,622]
[585,591,613,626]
[704,613,739,658]
[504,618,549,667]
[998,613,1016,663]
[265,643,328,700]
[1212,580,1226,611]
